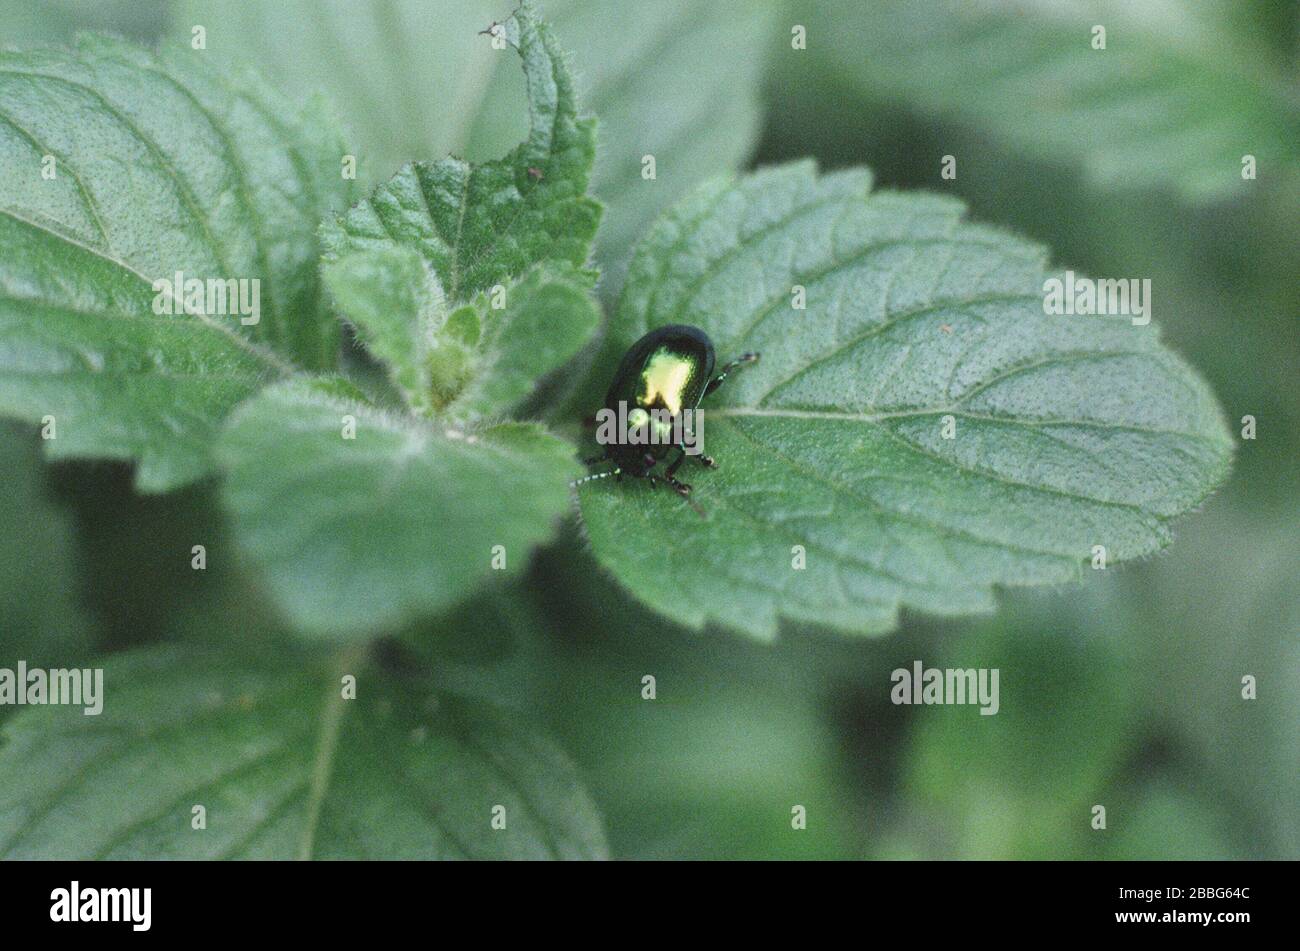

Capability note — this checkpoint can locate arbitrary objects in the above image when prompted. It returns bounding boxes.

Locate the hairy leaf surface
[577,162,1233,638]
[319,1,602,306]
[445,263,601,423]
[214,5,595,638]
[179,0,772,288]
[217,379,578,639]
[0,648,607,859]
[324,251,600,423]
[0,36,349,489]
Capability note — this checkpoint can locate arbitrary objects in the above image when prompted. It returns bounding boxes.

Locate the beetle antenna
[570,467,621,488]
[704,351,761,398]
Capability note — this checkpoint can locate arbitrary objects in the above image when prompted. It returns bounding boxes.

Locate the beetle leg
[666,475,692,496]
[667,475,706,517]
[664,446,687,478]
[703,351,760,397]
[668,443,714,472]
[583,454,606,465]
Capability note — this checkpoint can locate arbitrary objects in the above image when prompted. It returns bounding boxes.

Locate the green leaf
[0,35,350,490]
[319,1,602,306]
[324,250,600,422]
[176,0,773,288]
[0,647,608,859]
[576,162,1233,639]
[444,263,601,422]
[214,5,597,637]
[217,378,579,639]
[470,0,778,292]
[322,247,441,414]
[796,0,1298,201]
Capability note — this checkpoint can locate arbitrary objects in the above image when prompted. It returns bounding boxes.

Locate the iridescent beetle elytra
[575,324,758,513]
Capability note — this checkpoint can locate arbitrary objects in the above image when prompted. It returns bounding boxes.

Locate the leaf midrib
[0,205,295,377]
[0,66,241,289]
[0,105,110,243]
[296,648,362,861]
[710,406,1220,446]
[715,414,1077,564]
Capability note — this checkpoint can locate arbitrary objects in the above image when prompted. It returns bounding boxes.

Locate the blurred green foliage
[0,0,1294,859]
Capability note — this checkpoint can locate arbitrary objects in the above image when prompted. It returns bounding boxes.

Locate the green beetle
[577,324,758,508]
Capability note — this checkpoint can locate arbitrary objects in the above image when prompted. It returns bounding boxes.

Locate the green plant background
[0,0,1295,859]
